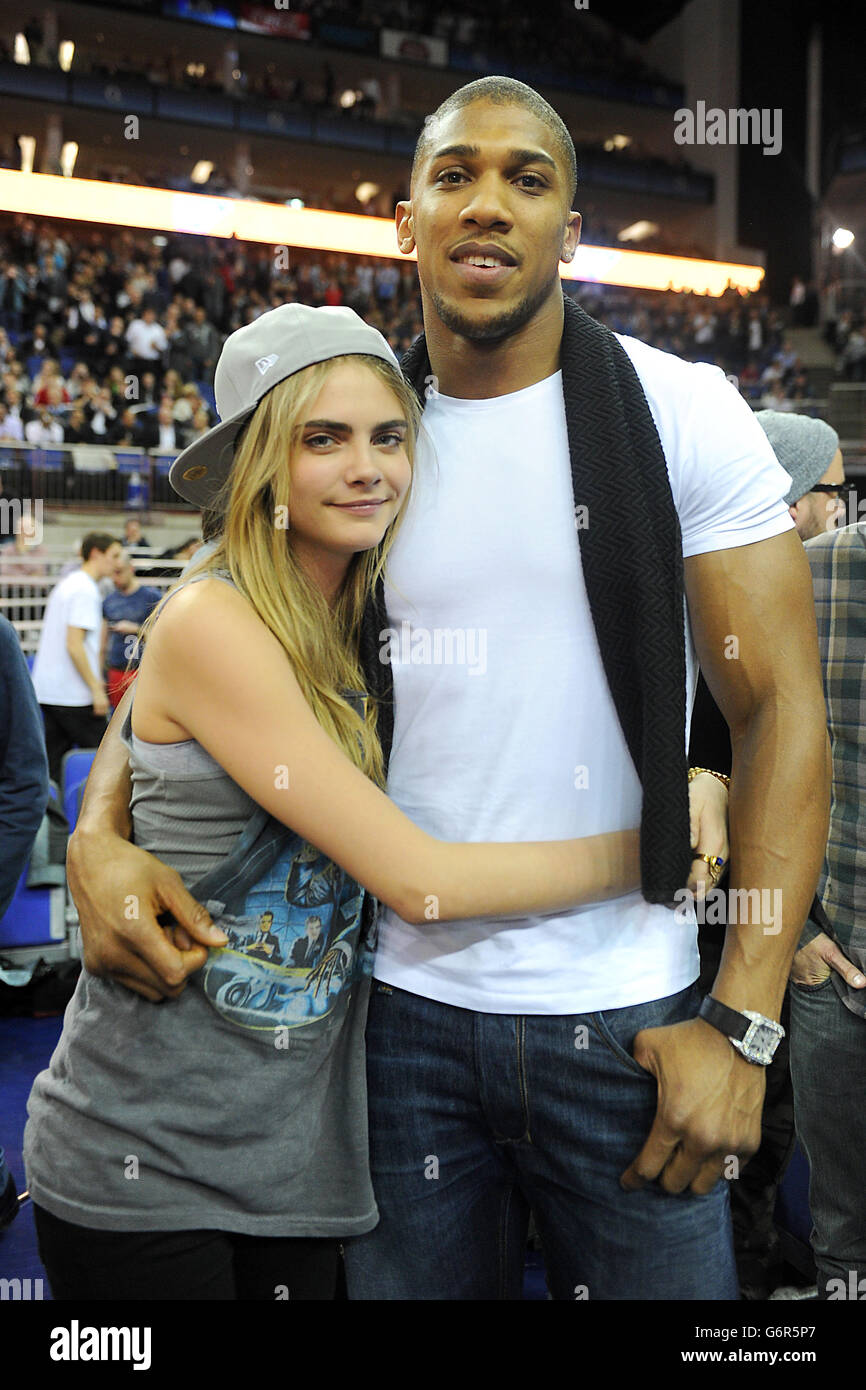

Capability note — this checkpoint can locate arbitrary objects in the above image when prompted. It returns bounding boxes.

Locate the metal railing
[0,550,188,654]
[0,443,198,513]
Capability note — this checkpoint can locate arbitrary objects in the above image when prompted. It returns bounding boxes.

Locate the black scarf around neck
[359,291,693,907]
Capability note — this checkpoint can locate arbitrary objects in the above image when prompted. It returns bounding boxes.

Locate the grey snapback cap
[756,410,840,505]
[168,302,401,510]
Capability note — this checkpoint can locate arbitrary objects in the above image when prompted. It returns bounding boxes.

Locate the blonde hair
[142,353,421,788]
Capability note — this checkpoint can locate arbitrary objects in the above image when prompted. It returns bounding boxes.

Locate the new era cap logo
[255,354,279,375]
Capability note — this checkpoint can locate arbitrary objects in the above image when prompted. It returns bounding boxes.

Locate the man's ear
[395,201,415,256]
[561,210,581,264]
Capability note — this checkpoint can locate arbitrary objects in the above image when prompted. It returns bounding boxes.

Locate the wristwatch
[698,995,785,1065]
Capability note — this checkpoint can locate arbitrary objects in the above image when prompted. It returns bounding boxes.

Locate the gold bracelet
[688,765,731,790]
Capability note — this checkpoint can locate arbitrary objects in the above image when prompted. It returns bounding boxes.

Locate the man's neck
[422,289,564,400]
[81,559,101,582]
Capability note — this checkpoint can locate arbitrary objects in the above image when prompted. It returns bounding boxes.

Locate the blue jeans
[789,973,866,1299]
[344,980,738,1300]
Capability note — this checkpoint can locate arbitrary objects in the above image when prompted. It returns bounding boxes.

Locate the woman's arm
[136,580,641,926]
[68,683,231,1001]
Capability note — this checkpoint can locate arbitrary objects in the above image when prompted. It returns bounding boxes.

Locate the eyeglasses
[810,482,856,495]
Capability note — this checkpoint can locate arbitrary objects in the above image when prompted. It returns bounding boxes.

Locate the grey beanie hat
[756,410,840,506]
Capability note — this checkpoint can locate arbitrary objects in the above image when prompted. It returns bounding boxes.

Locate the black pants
[39,703,107,785]
[33,1203,340,1301]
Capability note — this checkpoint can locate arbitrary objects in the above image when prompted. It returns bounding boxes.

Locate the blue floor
[0,1013,551,1299]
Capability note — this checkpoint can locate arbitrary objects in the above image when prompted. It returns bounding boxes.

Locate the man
[125,306,167,392]
[31,532,121,782]
[757,411,851,542]
[0,611,50,1228]
[689,409,860,1300]
[67,78,829,1301]
[123,516,151,550]
[790,521,866,1299]
[101,552,161,709]
[24,407,63,446]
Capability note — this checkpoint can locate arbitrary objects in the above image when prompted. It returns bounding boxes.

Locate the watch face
[738,1017,784,1064]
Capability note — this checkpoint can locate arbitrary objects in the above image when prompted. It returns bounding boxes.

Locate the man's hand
[790,930,866,989]
[68,829,228,1002]
[620,1017,764,1196]
[92,687,109,718]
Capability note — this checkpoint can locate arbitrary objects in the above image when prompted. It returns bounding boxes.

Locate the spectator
[789,522,866,1301]
[0,612,51,1232]
[125,306,167,390]
[30,532,122,782]
[24,408,64,445]
[0,400,23,442]
[101,553,162,708]
[123,516,151,550]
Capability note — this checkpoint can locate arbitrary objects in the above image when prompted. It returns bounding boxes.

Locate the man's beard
[427,273,557,344]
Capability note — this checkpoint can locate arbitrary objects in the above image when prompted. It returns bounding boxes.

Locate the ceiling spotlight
[604,134,632,152]
[58,40,75,72]
[17,135,36,174]
[355,181,380,204]
[618,220,659,243]
[13,33,31,64]
[60,141,78,177]
[191,161,214,184]
[832,227,855,250]
[340,89,357,108]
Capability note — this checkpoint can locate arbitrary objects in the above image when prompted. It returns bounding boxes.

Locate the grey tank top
[24,573,377,1236]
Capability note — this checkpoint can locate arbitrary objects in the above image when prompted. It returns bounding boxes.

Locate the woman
[25,303,727,1301]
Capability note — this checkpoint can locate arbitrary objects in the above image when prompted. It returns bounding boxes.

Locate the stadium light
[60,142,78,178]
[618,220,659,243]
[13,34,30,64]
[604,134,632,152]
[832,227,855,251]
[191,161,214,185]
[355,182,380,204]
[58,41,75,72]
[0,170,765,296]
[16,138,36,176]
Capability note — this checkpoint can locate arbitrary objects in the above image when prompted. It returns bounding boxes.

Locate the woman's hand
[686,771,729,900]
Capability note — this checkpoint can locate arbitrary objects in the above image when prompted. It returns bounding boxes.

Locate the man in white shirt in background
[125,307,168,394]
[31,531,121,783]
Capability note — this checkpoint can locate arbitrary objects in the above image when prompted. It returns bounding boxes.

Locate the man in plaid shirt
[790,520,866,1299]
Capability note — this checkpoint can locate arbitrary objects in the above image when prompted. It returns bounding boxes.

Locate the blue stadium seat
[60,748,98,834]
[0,868,65,947]
[26,355,45,379]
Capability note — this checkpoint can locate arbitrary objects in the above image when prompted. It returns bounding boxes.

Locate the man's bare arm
[687,529,830,1018]
[69,682,227,1001]
[622,529,830,1196]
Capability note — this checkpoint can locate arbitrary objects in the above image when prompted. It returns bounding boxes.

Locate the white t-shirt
[32,569,102,706]
[125,319,168,360]
[375,337,794,1014]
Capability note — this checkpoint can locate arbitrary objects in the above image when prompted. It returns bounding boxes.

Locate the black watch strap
[698,994,750,1042]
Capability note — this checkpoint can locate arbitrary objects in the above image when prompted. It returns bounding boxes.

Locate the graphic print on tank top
[200,836,365,1034]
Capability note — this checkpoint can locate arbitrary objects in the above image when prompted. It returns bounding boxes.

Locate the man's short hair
[81,532,120,560]
[411,76,578,209]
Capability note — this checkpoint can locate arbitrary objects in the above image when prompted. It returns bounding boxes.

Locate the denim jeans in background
[789,974,866,1299]
[344,980,738,1300]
